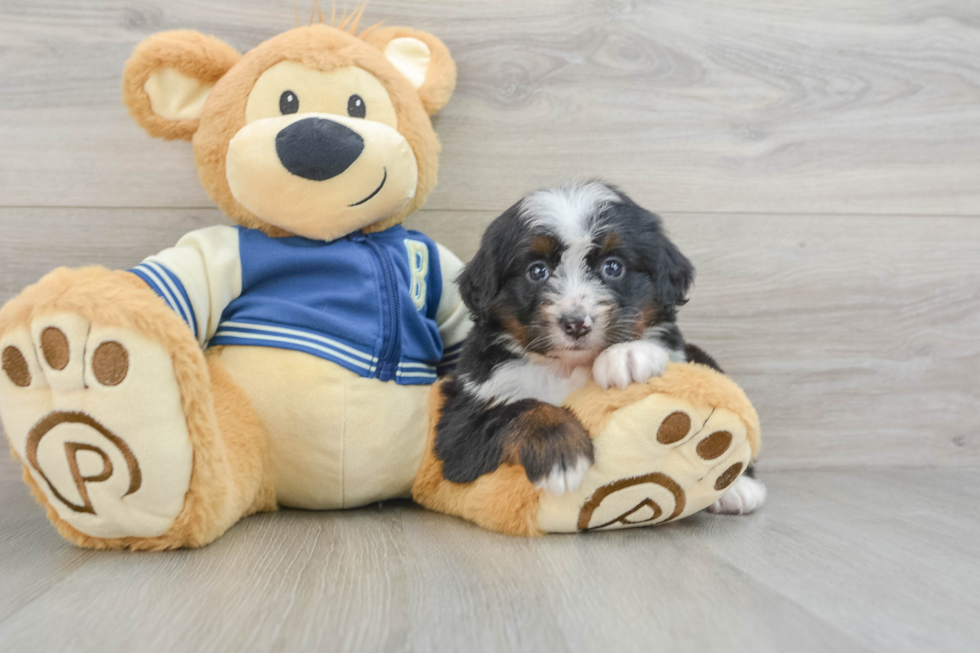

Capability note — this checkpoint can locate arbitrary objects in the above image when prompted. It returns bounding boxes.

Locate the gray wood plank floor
[1,454,978,653]
[1,1,979,651]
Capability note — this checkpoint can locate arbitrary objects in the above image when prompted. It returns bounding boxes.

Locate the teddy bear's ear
[362,27,457,116]
[122,30,240,141]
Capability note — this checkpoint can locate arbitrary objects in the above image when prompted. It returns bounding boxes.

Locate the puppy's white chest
[465,361,591,406]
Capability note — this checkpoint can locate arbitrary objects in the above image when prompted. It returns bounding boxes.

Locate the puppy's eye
[347,94,366,118]
[527,262,550,282]
[279,90,299,115]
[601,257,625,279]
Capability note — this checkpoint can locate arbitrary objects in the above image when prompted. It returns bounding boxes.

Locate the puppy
[436,181,765,513]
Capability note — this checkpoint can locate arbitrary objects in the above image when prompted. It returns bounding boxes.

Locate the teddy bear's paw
[706,475,767,515]
[537,394,754,533]
[0,313,193,539]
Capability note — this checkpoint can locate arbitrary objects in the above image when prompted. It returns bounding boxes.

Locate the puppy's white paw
[706,475,767,515]
[592,341,670,390]
[535,456,591,496]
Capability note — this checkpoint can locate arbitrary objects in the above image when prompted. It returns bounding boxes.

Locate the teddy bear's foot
[0,267,274,549]
[706,475,767,515]
[538,399,754,532]
[1,312,193,539]
[534,363,762,533]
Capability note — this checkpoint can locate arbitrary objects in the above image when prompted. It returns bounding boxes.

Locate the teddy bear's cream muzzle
[225,112,418,241]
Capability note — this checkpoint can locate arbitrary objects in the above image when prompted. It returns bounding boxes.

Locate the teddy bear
[0,18,760,549]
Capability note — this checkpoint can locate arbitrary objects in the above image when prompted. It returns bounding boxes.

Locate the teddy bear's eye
[279,90,299,115]
[347,94,366,118]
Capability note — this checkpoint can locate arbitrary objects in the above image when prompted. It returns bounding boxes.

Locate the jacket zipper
[353,232,400,381]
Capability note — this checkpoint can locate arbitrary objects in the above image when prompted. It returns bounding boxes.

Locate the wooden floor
[1,1,979,651]
[1,453,978,653]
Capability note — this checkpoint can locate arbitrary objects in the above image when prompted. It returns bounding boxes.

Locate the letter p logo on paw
[26,411,142,515]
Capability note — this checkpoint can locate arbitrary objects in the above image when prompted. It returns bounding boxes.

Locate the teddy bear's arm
[129,225,243,346]
[433,242,472,374]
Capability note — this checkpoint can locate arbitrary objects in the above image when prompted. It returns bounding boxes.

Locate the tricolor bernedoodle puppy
[435,180,766,515]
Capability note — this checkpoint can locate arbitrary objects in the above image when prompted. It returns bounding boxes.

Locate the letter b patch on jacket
[404,239,429,311]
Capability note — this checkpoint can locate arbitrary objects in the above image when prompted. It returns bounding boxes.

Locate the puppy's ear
[457,237,500,324]
[654,234,695,308]
[457,203,526,322]
[626,200,694,310]
[122,30,240,141]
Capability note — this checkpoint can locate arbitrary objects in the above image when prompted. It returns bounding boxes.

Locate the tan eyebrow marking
[530,235,559,257]
[599,231,620,255]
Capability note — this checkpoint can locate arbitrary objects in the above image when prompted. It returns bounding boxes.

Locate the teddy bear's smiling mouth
[349,167,387,207]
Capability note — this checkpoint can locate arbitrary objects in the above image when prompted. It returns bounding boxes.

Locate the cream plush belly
[215,346,430,509]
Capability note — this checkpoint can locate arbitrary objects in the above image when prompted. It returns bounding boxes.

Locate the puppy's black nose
[275,117,364,181]
[559,315,592,339]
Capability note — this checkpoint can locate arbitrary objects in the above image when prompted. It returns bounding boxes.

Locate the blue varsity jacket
[130,224,471,385]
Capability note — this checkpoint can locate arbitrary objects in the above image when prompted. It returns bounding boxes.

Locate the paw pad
[714,463,743,491]
[2,346,30,387]
[92,341,129,386]
[656,411,690,444]
[697,430,732,460]
[41,326,70,370]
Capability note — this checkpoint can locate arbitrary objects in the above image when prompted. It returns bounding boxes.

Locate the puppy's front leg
[503,402,594,496]
[593,340,671,389]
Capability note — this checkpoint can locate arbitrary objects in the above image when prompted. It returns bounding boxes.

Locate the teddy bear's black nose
[275,117,364,181]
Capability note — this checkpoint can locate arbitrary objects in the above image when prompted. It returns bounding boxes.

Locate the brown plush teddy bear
[0,18,760,549]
